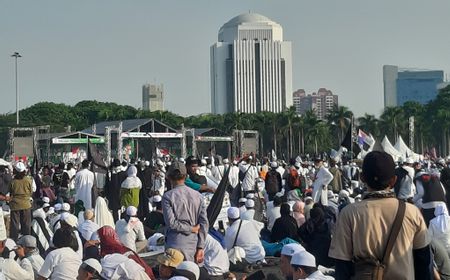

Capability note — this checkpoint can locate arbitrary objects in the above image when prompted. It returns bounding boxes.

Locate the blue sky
[1,0,449,117]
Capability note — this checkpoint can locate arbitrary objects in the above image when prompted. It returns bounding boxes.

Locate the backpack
[289,168,302,189]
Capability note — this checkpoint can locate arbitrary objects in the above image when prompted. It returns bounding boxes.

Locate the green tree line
[1,85,450,158]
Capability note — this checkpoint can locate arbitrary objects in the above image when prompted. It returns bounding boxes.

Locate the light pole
[11,52,22,126]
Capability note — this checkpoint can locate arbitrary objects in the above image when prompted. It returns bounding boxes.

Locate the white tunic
[115,219,146,252]
[204,235,230,276]
[74,169,95,209]
[224,219,265,264]
[312,166,333,206]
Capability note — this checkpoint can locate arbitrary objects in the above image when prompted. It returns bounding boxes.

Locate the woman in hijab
[95,226,155,279]
[94,196,115,229]
[292,201,306,227]
[270,203,299,242]
[428,203,450,254]
[298,206,333,267]
[120,166,142,208]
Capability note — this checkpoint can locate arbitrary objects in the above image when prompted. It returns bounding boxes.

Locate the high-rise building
[293,88,338,120]
[142,84,164,111]
[383,65,444,107]
[210,13,293,114]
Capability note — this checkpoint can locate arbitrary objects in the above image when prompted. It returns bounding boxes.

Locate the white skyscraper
[210,13,293,114]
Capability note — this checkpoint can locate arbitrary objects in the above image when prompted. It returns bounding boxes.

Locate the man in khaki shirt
[329,151,432,280]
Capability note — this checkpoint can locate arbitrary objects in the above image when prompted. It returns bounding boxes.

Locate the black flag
[341,126,352,151]
[206,167,231,227]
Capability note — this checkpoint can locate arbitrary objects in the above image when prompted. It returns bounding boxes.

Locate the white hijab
[95,197,115,229]
[431,203,450,233]
[121,165,142,189]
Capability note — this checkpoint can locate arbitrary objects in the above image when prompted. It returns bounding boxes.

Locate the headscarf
[292,201,306,227]
[121,166,142,189]
[98,226,129,256]
[95,197,115,229]
[431,203,450,233]
[97,226,155,279]
[305,207,325,233]
[280,203,291,217]
[74,200,85,217]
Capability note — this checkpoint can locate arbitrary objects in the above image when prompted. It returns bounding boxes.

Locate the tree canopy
[1,85,450,158]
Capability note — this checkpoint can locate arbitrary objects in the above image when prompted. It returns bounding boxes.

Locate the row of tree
[1,85,450,158]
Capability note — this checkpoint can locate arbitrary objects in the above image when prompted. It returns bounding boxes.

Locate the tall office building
[383,65,444,107]
[293,88,338,120]
[210,13,293,114]
[142,83,164,111]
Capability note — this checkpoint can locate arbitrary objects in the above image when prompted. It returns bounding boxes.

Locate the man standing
[162,161,208,263]
[9,162,33,240]
[74,160,95,209]
[329,151,432,280]
[312,158,333,206]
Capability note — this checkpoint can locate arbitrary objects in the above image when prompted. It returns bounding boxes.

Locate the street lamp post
[11,52,22,126]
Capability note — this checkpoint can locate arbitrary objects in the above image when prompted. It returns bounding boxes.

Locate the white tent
[381,136,402,162]
[394,135,420,162]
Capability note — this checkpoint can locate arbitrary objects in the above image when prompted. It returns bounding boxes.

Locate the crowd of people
[0,147,450,279]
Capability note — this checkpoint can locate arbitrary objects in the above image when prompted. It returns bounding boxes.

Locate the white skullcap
[245,199,255,208]
[166,161,172,166]
[223,159,229,164]
[304,197,313,202]
[33,208,46,219]
[291,250,316,267]
[60,212,77,227]
[227,207,240,219]
[42,197,50,203]
[405,157,414,164]
[54,203,62,211]
[152,195,162,203]
[83,258,102,275]
[177,261,200,280]
[179,158,185,164]
[43,203,50,208]
[270,161,278,168]
[201,159,207,165]
[246,193,255,199]
[295,162,301,168]
[14,162,27,173]
[281,243,306,257]
[62,203,71,212]
[145,161,150,167]
[126,206,138,216]
[238,198,247,203]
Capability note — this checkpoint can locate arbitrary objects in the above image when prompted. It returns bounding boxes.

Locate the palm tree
[281,106,298,159]
[327,105,353,145]
[380,107,404,142]
[357,114,379,138]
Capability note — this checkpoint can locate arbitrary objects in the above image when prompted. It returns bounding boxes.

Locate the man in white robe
[312,158,333,206]
[74,160,95,209]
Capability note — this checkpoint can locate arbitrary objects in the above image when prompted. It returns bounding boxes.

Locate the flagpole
[350,116,354,160]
